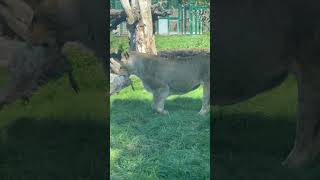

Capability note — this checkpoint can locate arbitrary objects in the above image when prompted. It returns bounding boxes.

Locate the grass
[110,34,210,179]
[0,67,9,86]
[214,74,320,179]
[0,49,107,179]
[110,34,210,52]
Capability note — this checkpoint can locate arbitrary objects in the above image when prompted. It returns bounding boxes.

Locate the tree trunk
[120,0,157,55]
[136,0,157,54]
[111,0,164,95]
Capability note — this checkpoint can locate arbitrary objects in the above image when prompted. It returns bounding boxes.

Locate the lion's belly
[214,1,293,105]
[158,64,204,94]
[213,68,289,106]
[141,78,201,95]
[168,80,201,95]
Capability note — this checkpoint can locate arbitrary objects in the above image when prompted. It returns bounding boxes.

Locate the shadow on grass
[111,98,210,179]
[111,97,203,114]
[0,117,107,180]
[213,112,320,180]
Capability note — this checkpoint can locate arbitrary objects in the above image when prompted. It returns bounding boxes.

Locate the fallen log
[110,57,133,96]
[110,72,132,96]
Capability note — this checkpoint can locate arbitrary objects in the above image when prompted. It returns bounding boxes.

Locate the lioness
[117,50,210,115]
[215,0,320,168]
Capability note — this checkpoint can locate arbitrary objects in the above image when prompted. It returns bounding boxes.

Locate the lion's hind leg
[283,61,320,168]
[199,80,210,116]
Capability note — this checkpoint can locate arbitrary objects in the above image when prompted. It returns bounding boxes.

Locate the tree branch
[110,3,171,31]
[119,0,136,24]
[110,9,127,31]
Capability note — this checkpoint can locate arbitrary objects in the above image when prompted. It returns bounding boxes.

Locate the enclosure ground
[0,49,107,179]
[111,77,210,179]
[214,75,320,180]
[110,34,210,179]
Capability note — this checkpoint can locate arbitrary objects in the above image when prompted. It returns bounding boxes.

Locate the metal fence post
[195,8,198,34]
[184,5,187,34]
[178,2,181,34]
[167,16,170,35]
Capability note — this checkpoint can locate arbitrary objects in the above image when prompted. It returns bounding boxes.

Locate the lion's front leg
[199,81,210,116]
[142,78,170,115]
[283,61,320,168]
[151,85,170,115]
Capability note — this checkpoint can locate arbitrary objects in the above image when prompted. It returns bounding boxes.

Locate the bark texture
[117,0,170,53]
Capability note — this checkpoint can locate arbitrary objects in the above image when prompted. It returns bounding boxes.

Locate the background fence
[110,0,209,35]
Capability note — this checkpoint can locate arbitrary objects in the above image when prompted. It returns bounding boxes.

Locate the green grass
[0,49,107,179]
[110,34,210,179]
[110,34,210,52]
[0,67,9,86]
[214,75,320,179]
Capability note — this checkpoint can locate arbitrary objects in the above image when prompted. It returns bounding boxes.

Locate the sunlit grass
[111,77,210,179]
[214,75,320,179]
[0,48,107,179]
[110,34,210,179]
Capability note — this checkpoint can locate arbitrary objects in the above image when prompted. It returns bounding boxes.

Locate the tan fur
[213,40,320,168]
[119,50,210,115]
